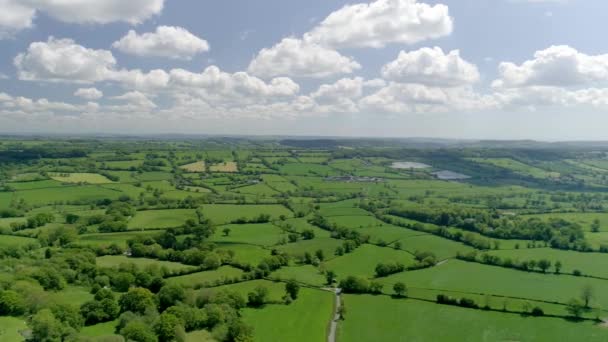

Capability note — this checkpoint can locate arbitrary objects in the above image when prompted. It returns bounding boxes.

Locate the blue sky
[1,0,607,140]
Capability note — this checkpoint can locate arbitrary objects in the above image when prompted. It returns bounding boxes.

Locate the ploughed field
[2,139,608,341]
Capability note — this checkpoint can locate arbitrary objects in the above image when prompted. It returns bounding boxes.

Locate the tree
[537,259,551,273]
[581,284,594,308]
[393,282,407,297]
[203,252,221,270]
[30,309,64,342]
[339,276,370,294]
[315,249,325,261]
[566,298,585,318]
[302,229,315,240]
[285,279,300,300]
[33,268,66,291]
[0,290,26,316]
[247,286,269,307]
[369,281,383,294]
[394,241,402,250]
[157,284,186,311]
[554,260,562,274]
[50,303,83,331]
[591,219,600,233]
[227,319,254,342]
[223,227,231,236]
[326,270,337,285]
[119,288,156,314]
[121,320,157,342]
[154,312,183,342]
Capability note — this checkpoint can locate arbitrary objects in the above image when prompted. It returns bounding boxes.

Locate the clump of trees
[388,206,589,251]
[375,262,405,277]
[339,276,383,294]
[457,252,569,275]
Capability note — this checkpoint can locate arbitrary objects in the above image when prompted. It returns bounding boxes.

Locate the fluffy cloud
[493,45,608,88]
[28,0,163,25]
[0,0,36,38]
[360,83,496,113]
[112,26,209,60]
[74,87,103,100]
[247,38,360,78]
[0,91,97,114]
[382,47,480,87]
[112,91,156,110]
[310,77,366,112]
[169,66,300,105]
[304,0,453,49]
[15,37,117,83]
[0,0,164,38]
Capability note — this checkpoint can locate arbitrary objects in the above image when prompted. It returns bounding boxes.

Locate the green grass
[185,330,215,342]
[395,234,475,260]
[96,256,196,272]
[0,317,26,342]
[0,192,13,209]
[211,223,286,247]
[205,279,286,302]
[270,265,327,286]
[199,204,292,224]
[80,320,119,337]
[77,231,154,248]
[7,180,62,190]
[279,163,339,176]
[339,294,608,342]
[233,183,279,196]
[128,209,197,230]
[0,235,38,247]
[14,186,123,206]
[100,160,143,169]
[276,237,343,259]
[489,248,608,278]
[50,173,114,184]
[165,266,244,287]
[48,286,94,307]
[242,288,333,342]
[586,232,608,249]
[523,212,608,232]
[381,259,608,309]
[468,158,559,178]
[215,243,271,266]
[325,244,416,279]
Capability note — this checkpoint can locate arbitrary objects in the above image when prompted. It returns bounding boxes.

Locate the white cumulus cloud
[304,0,453,49]
[247,38,360,78]
[74,87,103,100]
[493,45,608,88]
[0,0,164,38]
[382,47,480,87]
[15,37,117,83]
[112,26,209,60]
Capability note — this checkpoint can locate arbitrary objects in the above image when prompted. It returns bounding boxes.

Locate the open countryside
[2,138,608,341]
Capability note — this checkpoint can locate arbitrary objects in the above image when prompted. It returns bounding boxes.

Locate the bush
[531,306,544,316]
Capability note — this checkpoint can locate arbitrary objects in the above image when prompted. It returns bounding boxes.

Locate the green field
[339,295,608,342]
[96,255,196,272]
[50,173,114,184]
[325,244,416,279]
[0,317,26,342]
[128,209,197,229]
[242,288,333,342]
[165,266,244,287]
[211,223,286,247]
[382,259,608,308]
[199,204,293,224]
[4,139,608,341]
